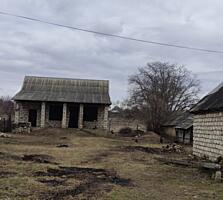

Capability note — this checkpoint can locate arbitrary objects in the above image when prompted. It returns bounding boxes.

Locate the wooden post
[3,118,5,133]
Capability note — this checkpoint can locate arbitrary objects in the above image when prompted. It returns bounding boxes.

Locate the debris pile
[0,133,11,138]
[122,146,161,154]
[162,143,185,153]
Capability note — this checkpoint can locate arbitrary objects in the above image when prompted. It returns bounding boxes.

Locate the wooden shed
[162,111,193,144]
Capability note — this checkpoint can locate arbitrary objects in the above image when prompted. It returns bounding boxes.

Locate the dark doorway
[29,109,37,127]
[83,105,98,121]
[49,104,63,121]
[68,105,79,128]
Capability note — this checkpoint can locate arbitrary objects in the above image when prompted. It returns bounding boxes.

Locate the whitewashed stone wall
[15,101,109,130]
[17,101,41,127]
[82,105,109,129]
[83,121,97,129]
[193,112,223,161]
[97,105,109,129]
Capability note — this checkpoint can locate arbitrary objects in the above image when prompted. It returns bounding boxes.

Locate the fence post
[8,116,12,132]
[3,118,6,133]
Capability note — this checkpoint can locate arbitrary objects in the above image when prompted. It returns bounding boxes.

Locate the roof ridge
[207,81,223,95]
[25,75,109,82]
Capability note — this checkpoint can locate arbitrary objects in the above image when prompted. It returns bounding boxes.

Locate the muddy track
[36,166,132,200]
[22,154,57,164]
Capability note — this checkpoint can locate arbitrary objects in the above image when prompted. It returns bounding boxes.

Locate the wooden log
[156,158,198,167]
[201,163,221,170]
[156,158,220,169]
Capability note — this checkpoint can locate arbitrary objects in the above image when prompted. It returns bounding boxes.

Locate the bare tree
[0,96,14,116]
[128,62,200,133]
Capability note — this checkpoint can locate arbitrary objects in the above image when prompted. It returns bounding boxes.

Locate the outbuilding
[13,76,111,130]
[191,82,223,161]
[162,111,193,144]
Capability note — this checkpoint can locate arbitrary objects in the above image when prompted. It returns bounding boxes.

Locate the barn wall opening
[68,105,79,128]
[28,109,37,127]
[83,105,98,121]
[49,104,63,121]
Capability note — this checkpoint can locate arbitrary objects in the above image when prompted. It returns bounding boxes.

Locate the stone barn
[13,76,111,130]
[191,82,223,161]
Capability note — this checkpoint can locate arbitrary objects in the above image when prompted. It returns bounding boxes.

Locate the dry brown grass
[0,128,223,200]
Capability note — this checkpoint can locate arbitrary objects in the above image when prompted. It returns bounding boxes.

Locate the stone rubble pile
[162,143,185,153]
[0,132,11,138]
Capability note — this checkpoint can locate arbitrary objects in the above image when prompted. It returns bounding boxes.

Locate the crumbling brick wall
[193,112,223,161]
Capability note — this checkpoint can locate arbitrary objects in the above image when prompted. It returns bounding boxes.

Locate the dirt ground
[0,128,223,200]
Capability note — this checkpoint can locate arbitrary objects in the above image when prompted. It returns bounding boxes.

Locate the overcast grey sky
[0,0,223,102]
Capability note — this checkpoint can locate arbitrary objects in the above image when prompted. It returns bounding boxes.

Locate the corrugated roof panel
[13,76,111,104]
[163,111,193,130]
[191,82,223,113]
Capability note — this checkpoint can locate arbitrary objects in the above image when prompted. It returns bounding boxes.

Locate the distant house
[191,82,223,161]
[13,76,111,130]
[162,112,193,144]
